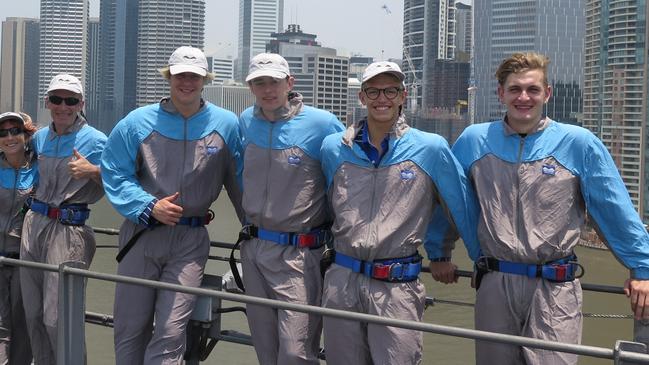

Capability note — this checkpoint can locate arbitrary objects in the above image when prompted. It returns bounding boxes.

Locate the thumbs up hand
[68,149,101,183]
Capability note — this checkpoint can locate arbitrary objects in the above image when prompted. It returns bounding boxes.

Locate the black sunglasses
[0,127,23,138]
[48,95,81,106]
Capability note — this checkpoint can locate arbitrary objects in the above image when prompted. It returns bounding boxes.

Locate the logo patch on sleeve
[206,146,220,155]
[542,164,556,176]
[288,155,302,165]
[400,169,416,180]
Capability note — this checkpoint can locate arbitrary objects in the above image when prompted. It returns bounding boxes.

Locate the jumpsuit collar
[253,91,304,122]
[342,113,410,148]
[47,116,86,140]
[159,97,207,116]
[503,115,552,137]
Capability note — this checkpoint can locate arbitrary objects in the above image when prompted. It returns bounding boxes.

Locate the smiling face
[46,89,84,134]
[169,72,205,112]
[0,120,26,159]
[359,73,406,127]
[497,68,552,134]
[248,76,294,116]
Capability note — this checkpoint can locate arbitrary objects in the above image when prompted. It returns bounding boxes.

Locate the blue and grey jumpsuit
[451,118,649,365]
[238,101,343,365]
[101,99,243,365]
[319,116,481,364]
[0,149,36,365]
[20,118,106,365]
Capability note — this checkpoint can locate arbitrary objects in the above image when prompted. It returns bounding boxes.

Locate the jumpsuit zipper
[180,117,188,209]
[514,137,525,257]
[260,123,275,229]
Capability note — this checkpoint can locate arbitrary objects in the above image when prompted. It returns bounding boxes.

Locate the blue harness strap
[254,226,331,249]
[29,199,90,226]
[334,251,422,282]
[477,255,582,282]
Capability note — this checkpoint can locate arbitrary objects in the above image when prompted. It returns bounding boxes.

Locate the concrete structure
[236,0,284,81]
[403,0,456,111]
[473,0,584,124]
[347,77,365,125]
[86,18,100,126]
[582,0,649,221]
[209,55,234,85]
[0,17,40,118]
[267,24,349,123]
[454,2,471,62]
[97,0,139,133]
[37,0,89,122]
[422,59,469,111]
[203,82,255,116]
[135,0,205,106]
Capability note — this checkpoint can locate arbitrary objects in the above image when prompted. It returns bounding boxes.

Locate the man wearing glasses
[20,74,106,364]
[319,61,481,363]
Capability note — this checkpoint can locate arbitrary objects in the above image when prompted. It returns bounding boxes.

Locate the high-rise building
[473,0,585,124]
[97,0,139,132]
[209,56,234,84]
[454,2,471,62]
[403,0,456,111]
[0,17,40,118]
[86,18,100,125]
[37,0,89,122]
[267,24,349,123]
[583,0,649,220]
[136,0,205,106]
[236,0,284,82]
[203,83,255,115]
[422,59,469,112]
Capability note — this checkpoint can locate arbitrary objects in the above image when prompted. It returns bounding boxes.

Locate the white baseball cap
[0,112,25,125]
[46,74,84,97]
[362,61,405,83]
[246,53,291,82]
[168,46,208,76]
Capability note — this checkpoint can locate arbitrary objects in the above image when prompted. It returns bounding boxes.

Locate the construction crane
[382,4,420,114]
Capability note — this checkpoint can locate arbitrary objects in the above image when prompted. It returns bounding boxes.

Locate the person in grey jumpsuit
[101,46,244,364]
[0,112,36,365]
[20,74,107,365]
[239,53,344,365]
[449,52,649,364]
[319,62,481,364]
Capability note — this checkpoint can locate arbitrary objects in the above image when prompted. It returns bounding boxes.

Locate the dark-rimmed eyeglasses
[362,87,402,100]
[0,127,23,138]
[48,95,81,106]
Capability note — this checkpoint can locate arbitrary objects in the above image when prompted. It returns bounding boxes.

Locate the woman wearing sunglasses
[0,111,37,364]
[20,74,107,364]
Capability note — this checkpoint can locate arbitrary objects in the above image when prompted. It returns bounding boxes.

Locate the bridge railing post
[615,339,648,365]
[57,261,86,365]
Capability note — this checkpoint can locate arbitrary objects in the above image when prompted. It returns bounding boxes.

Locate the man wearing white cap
[20,73,107,364]
[319,61,481,363]
[101,46,244,364]
[237,52,343,364]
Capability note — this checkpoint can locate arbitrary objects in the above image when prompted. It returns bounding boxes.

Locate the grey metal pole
[57,261,87,365]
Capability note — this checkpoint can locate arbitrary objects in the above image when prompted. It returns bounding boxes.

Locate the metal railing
[10,227,649,364]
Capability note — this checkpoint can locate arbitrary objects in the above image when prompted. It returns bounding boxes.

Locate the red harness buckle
[295,234,318,248]
[371,264,391,280]
[46,208,61,219]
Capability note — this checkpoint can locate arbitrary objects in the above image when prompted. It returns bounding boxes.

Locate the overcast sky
[3,0,414,61]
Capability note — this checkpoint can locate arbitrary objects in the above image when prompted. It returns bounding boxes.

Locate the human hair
[158,66,215,84]
[18,112,37,137]
[495,52,550,87]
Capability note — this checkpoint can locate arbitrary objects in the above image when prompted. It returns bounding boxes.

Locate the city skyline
[4,0,416,61]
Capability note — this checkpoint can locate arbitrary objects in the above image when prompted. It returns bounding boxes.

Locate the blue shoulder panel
[240,106,344,161]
